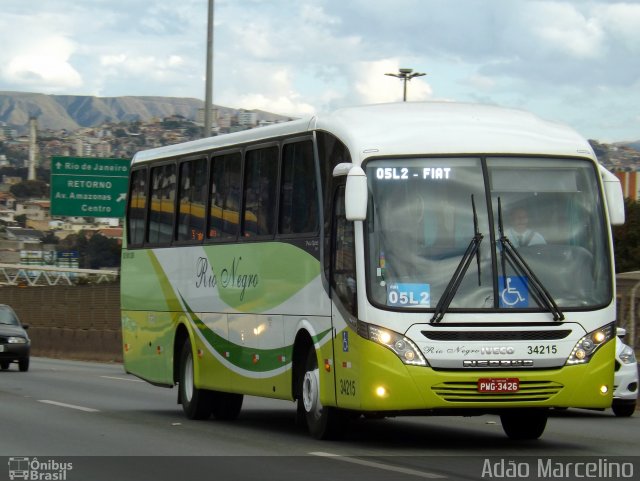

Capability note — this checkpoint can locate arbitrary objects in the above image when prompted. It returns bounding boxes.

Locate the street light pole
[203,0,214,138]
[385,68,426,101]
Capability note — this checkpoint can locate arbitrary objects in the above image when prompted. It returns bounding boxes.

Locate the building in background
[614,170,640,201]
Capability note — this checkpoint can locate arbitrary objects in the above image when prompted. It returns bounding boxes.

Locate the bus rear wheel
[500,409,548,440]
[298,348,346,440]
[211,391,244,420]
[179,338,214,420]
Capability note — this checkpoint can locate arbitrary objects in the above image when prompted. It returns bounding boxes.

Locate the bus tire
[500,409,548,440]
[211,391,244,420]
[299,347,346,440]
[179,338,213,420]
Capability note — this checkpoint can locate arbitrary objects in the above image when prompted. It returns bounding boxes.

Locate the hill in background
[0,91,288,132]
[620,141,640,153]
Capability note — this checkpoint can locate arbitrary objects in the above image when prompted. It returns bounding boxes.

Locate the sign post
[50,157,130,217]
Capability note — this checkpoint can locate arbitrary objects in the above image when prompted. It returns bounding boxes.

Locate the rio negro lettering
[195,256,259,301]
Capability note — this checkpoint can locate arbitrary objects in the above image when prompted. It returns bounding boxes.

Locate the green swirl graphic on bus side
[181,295,331,373]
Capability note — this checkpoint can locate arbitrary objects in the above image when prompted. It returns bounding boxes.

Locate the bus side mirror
[599,166,625,226]
[346,166,368,221]
[333,164,367,221]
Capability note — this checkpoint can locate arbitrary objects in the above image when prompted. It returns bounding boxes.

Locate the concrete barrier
[0,284,122,362]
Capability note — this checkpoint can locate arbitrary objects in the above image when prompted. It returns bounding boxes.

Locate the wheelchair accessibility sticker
[499,276,529,307]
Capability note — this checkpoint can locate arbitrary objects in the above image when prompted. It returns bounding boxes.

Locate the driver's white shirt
[505,227,545,247]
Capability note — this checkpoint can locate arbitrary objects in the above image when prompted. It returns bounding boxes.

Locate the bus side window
[127,168,147,246]
[148,163,176,245]
[279,140,318,235]
[317,131,352,284]
[208,152,241,240]
[177,158,207,242]
[243,146,278,237]
[333,187,357,317]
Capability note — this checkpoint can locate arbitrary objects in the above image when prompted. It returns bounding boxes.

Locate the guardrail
[0,263,119,286]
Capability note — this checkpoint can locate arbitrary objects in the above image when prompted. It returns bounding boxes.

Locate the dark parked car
[0,304,30,372]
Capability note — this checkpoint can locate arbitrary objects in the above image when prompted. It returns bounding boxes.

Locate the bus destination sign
[50,156,130,218]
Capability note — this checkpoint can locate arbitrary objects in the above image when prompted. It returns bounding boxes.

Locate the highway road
[1,358,638,481]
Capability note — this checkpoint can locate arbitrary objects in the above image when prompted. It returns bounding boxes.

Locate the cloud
[0,0,638,141]
[352,59,432,104]
[220,64,316,117]
[465,74,497,92]
[236,93,315,117]
[596,2,640,53]
[525,2,605,59]
[99,54,186,77]
[2,36,82,92]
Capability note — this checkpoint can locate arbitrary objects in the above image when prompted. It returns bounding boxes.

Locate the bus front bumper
[354,338,615,412]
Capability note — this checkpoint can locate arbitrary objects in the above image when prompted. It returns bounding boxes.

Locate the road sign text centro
[50,157,131,218]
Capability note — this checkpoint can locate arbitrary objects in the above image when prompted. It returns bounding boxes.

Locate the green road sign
[50,157,130,217]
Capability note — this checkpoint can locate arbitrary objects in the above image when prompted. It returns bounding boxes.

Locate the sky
[0,0,639,142]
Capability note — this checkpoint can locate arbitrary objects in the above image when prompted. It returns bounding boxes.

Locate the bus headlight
[365,324,427,366]
[565,323,614,365]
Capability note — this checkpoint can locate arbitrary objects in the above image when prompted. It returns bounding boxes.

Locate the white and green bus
[121,102,625,440]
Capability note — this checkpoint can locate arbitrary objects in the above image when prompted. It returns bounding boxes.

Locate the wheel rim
[184,351,194,403]
[302,368,321,416]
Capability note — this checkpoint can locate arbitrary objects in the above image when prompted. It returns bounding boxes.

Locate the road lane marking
[100,375,145,383]
[38,400,100,413]
[310,452,446,479]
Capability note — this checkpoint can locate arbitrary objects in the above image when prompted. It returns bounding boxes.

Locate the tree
[58,232,89,268]
[14,214,27,228]
[613,198,640,273]
[186,125,201,138]
[86,234,121,269]
[42,232,60,245]
[10,180,49,199]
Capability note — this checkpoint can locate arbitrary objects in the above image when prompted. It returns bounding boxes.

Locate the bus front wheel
[298,348,346,440]
[179,338,214,420]
[500,409,548,440]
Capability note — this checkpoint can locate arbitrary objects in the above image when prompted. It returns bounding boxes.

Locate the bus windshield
[365,157,611,312]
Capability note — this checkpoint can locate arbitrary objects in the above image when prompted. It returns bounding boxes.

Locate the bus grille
[431,380,563,403]
[422,330,572,341]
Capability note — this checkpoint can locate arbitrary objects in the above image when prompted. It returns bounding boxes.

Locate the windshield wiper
[431,195,483,323]
[497,197,564,321]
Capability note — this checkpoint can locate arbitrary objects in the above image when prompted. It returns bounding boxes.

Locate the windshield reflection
[365,157,610,312]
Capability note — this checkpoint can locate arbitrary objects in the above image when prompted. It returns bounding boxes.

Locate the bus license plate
[477,378,519,393]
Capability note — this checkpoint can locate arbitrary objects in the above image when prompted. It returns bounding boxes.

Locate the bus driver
[506,207,546,247]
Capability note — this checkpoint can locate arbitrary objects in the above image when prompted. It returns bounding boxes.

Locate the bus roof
[314,102,594,163]
[131,117,313,165]
[131,102,594,166]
